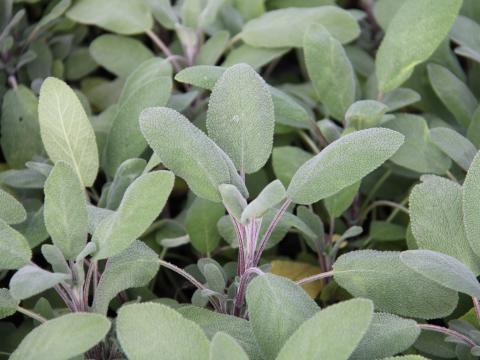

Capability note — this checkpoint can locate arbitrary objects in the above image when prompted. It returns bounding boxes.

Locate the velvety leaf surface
[430,127,477,171]
[0,219,31,270]
[0,288,18,320]
[0,188,26,224]
[241,180,286,223]
[463,151,480,258]
[209,332,249,360]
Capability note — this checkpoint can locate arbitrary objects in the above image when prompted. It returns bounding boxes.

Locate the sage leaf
[140,107,247,202]
[93,241,159,314]
[0,219,31,270]
[304,24,355,121]
[195,31,230,66]
[272,146,312,187]
[324,181,360,219]
[222,45,288,69]
[40,245,70,275]
[117,302,210,360]
[210,332,249,360]
[104,58,172,177]
[345,100,388,130]
[287,128,404,205]
[218,184,247,221]
[246,274,319,359]
[44,161,88,260]
[0,188,26,224]
[381,88,421,112]
[38,77,99,187]
[409,175,480,274]
[350,313,420,360]
[66,0,153,35]
[428,64,477,128]
[240,6,360,48]
[241,180,286,223]
[0,288,18,320]
[276,299,374,360]
[92,170,174,259]
[464,151,480,258]
[375,0,462,92]
[186,197,225,254]
[9,265,70,300]
[430,127,477,171]
[10,313,111,360]
[206,63,275,174]
[400,250,480,299]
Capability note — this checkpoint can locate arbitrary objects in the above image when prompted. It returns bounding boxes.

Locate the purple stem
[230,216,246,276]
[473,297,480,322]
[233,267,264,317]
[418,324,476,347]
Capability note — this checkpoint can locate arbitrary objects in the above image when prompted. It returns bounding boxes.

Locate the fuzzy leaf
[195,31,230,66]
[66,0,153,34]
[0,188,26,224]
[350,313,420,360]
[246,274,319,359]
[381,88,421,112]
[93,241,159,314]
[430,127,477,171]
[92,170,174,259]
[276,299,374,360]
[272,146,312,187]
[324,181,360,218]
[333,250,459,319]
[287,128,404,205]
[464,151,480,258]
[206,64,274,174]
[41,245,70,275]
[117,302,210,360]
[304,24,355,121]
[140,107,247,202]
[0,219,31,270]
[222,45,288,69]
[375,0,462,92]
[400,250,480,299]
[241,180,286,223]
[240,6,360,48]
[345,100,388,130]
[218,184,247,221]
[10,313,110,360]
[38,77,98,187]
[0,288,18,320]
[44,162,88,260]
[409,175,480,274]
[104,58,172,177]
[209,332,249,360]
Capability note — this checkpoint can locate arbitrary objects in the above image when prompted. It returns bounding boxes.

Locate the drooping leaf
[464,151,480,258]
[66,0,153,34]
[117,302,210,360]
[0,288,18,320]
[209,332,249,360]
[140,107,247,202]
[9,265,70,300]
[287,128,404,204]
[0,188,26,224]
[241,180,286,223]
[0,219,31,270]
[92,170,174,259]
[430,127,477,171]
[240,6,360,48]
[276,299,374,360]
[206,63,275,174]
[409,175,480,274]
[400,250,480,299]
[333,250,459,319]
[93,241,159,314]
[104,58,172,177]
[38,77,98,187]
[304,24,355,121]
[10,313,111,360]
[44,161,88,260]
[375,0,462,92]
[246,274,319,359]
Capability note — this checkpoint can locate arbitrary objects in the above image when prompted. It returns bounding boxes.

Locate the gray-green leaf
[0,188,26,224]
[464,151,480,258]
[430,127,477,171]
[209,332,249,360]
[0,288,18,320]
[0,219,31,270]
[241,180,286,223]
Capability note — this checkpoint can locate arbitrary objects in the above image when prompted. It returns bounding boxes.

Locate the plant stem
[473,297,480,322]
[358,200,409,223]
[296,271,334,285]
[233,267,264,317]
[298,130,320,154]
[418,324,476,347]
[17,306,47,323]
[145,30,181,72]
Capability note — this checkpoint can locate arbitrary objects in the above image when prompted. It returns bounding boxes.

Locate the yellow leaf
[270,260,324,298]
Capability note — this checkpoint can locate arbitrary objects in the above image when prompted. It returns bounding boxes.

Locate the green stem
[358,169,392,216]
[17,306,47,323]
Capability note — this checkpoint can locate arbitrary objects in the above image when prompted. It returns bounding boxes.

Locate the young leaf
[375,0,462,92]
[10,313,110,360]
[218,184,247,221]
[276,299,374,360]
[333,250,459,319]
[209,332,249,360]
[345,100,388,130]
[140,107,247,202]
[117,303,210,360]
[0,188,26,224]
[430,127,477,171]
[44,161,88,260]
[350,313,420,360]
[185,197,225,254]
[246,274,319,359]
[92,171,174,260]
[240,6,360,48]
[400,250,480,299]
[241,180,286,223]
[409,175,480,274]
[104,58,172,177]
[304,24,355,121]
[93,241,159,314]
[66,0,153,35]
[464,151,480,258]
[0,219,31,270]
[206,63,275,174]
[38,77,99,187]
[40,245,70,275]
[9,265,70,300]
[287,128,404,205]
[0,288,18,320]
